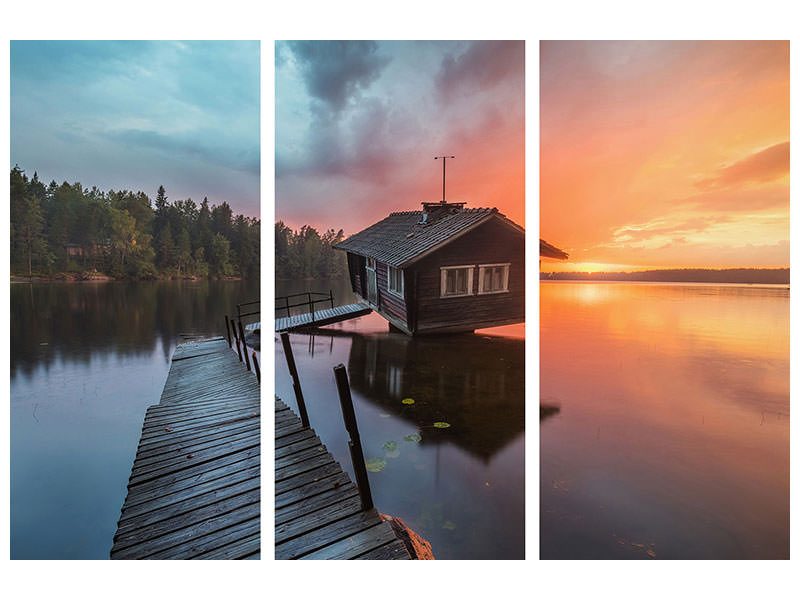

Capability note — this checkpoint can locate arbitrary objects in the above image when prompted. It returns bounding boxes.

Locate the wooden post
[329,289,334,309]
[239,321,251,371]
[233,319,243,362]
[224,315,232,347]
[280,332,310,428]
[251,351,260,383]
[307,292,314,323]
[286,296,290,317]
[333,364,374,511]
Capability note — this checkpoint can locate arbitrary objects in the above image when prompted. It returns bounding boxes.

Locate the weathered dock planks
[275,303,372,333]
[274,398,411,560]
[111,336,260,560]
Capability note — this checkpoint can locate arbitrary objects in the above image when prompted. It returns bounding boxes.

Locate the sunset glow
[540,41,789,272]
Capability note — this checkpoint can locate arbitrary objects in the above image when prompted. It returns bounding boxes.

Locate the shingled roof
[334,206,524,268]
[540,239,568,260]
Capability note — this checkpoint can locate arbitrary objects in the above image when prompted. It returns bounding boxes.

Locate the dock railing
[224,298,261,382]
[279,331,374,510]
[275,290,334,323]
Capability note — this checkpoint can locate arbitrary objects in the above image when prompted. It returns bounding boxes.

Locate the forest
[10,166,259,280]
[275,221,348,280]
[540,268,790,284]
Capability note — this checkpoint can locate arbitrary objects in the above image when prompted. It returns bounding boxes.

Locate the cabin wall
[375,260,408,325]
[412,219,525,333]
[347,253,364,297]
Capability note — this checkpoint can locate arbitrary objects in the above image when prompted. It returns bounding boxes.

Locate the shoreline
[11,274,252,283]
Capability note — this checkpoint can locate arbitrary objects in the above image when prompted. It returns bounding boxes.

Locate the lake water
[275,278,525,559]
[540,282,789,559]
[10,279,260,559]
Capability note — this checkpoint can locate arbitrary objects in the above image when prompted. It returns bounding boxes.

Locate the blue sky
[11,41,260,217]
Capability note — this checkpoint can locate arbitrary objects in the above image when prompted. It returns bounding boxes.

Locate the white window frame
[440,265,475,298]
[477,263,510,295]
[387,265,404,298]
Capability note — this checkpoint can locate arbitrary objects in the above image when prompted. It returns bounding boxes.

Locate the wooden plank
[276,493,364,543]
[356,540,412,560]
[275,508,382,560]
[111,338,260,560]
[299,522,402,560]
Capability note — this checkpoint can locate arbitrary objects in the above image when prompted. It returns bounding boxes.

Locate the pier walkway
[275,302,371,333]
[111,336,260,560]
[275,397,410,560]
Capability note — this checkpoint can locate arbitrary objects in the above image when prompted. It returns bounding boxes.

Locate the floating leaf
[433,422,451,429]
[385,450,400,459]
[646,549,657,558]
[401,398,415,405]
[365,457,387,472]
[403,433,422,443]
[379,414,392,418]
[382,441,398,452]
[442,520,456,530]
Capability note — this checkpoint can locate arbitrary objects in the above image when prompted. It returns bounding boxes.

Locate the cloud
[287,40,390,114]
[436,41,524,102]
[696,142,789,190]
[611,215,731,244]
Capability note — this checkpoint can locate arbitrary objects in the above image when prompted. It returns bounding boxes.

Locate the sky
[540,41,789,272]
[10,41,260,217]
[275,40,525,234]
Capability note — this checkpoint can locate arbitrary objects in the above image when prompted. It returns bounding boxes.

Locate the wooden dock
[275,302,372,333]
[275,397,411,560]
[110,336,260,560]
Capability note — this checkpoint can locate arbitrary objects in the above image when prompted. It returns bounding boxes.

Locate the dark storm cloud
[287,40,391,113]
[436,40,524,101]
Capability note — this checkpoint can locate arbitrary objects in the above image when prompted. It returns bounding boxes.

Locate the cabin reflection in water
[338,331,524,462]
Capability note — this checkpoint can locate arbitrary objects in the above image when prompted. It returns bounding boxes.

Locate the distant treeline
[275,221,348,280]
[541,268,789,284]
[10,166,259,279]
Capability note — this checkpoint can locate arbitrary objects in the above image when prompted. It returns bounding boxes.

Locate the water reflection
[275,311,525,559]
[346,332,524,461]
[540,282,789,560]
[10,280,259,559]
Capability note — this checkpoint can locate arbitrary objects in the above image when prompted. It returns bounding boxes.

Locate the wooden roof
[540,239,568,260]
[334,207,524,268]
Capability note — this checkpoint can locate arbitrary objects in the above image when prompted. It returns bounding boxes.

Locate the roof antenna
[434,155,455,203]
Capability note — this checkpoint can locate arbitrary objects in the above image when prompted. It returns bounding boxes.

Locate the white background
[1,1,797,598]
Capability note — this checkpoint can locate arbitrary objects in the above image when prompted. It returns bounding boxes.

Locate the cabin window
[387,266,404,297]
[367,257,376,270]
[440,265,474,298]
[478,263,510,294]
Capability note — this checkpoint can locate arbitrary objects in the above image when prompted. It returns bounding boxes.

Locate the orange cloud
[696,142,789,190]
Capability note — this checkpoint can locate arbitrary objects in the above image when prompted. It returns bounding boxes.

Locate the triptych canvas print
[7,39,789,565]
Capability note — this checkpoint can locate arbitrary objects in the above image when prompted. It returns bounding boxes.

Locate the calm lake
[275,278,525,559]
[540,281,789,559]
[10,279,260,559]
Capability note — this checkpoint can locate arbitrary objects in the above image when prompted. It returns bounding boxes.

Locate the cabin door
[366,258,378,306]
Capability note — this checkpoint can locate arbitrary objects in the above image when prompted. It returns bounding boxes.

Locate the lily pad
[401,398,415,405]
[365,457,387,472]
[403,433,422,443]
[385,450,401,459]
[442,520,457,530]
[382,441,398,452]
[433,422,451,429]
[379,414,392,418]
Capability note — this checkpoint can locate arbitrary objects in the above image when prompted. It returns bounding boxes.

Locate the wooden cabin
[539,239,568,260]
[333,201,524,335]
